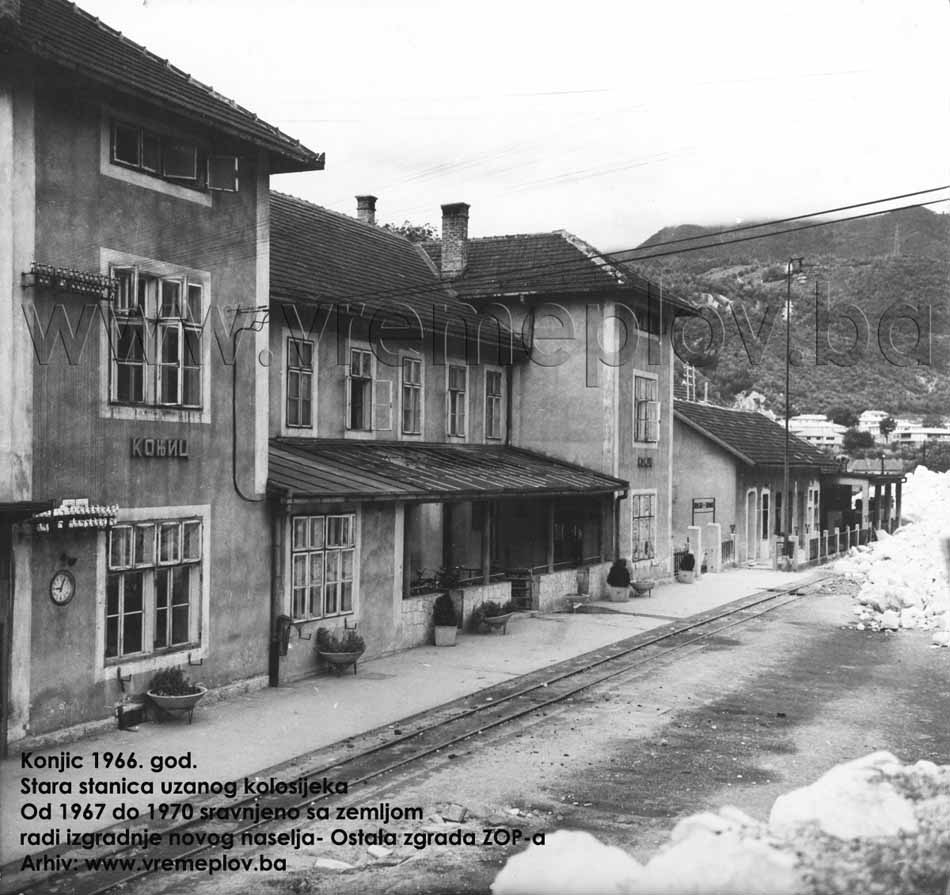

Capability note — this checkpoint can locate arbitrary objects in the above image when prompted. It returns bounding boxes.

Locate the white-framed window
[106,519,202,659]
[286,337,314,428]
[631,492,657,561]
[634,373,660,443]
[110,266,203,408]
[347,348,373,431]
[291,514,356,620]
[485,369,503,440]
[447,364,467,437]
[110,119,238,193]
[401,356,423,435]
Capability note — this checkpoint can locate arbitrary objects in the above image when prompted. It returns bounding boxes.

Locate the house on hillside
[788,414,846,450]
[0,0,323,752]
[672,401,839,567]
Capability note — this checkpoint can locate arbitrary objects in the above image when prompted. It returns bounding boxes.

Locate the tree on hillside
[921,413,946,428]
[382,220,439,243]
[827,405,859,428]
[843,429,874,451]
[879,416,897,443]
[921,442,950,473]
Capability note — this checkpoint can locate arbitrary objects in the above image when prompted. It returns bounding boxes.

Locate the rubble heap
[829,466,950,642]
[491,752,950,895]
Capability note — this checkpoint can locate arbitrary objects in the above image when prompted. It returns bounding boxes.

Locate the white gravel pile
[829,466,950,643]
[491,752,950,895]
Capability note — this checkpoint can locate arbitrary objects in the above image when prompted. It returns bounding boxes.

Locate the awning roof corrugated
[269,439,628,503]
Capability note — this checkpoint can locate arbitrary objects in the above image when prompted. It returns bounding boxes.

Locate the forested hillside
[626,207,950,418]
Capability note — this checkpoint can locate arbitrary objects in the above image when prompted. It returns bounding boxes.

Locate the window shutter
[374,379,393,430]
[208,156,239,192]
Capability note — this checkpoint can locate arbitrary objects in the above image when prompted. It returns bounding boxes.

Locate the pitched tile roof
[269,193,517,351]
[269,439,628,502]
[421,232,624,297]
[674,400,838,472]
[11,0,323,173]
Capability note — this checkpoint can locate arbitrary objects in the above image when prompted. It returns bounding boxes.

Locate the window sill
[104,642,202,669]
[104,403,209,425]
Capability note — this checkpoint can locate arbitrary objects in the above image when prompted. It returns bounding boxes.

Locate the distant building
[788,414,846,449]
[891,421,950,446]
[857,410,890,443]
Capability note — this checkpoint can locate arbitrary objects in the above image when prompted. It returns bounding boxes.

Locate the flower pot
[606,585,630,602]
[318,649,365,675]
[479,612,513,634]
[676,570,695,584]
[147,686,207,723]
[632,579,655,597]
[434,625,458,647]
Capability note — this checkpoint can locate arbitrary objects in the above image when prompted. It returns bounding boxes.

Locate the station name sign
[130,437,189,459]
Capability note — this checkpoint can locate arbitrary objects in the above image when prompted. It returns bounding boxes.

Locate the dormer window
[110,119,238,192]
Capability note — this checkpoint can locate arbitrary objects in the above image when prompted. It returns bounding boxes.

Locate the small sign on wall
[130,438,189,459]
[692,497,715,524]
[637,456,653,469]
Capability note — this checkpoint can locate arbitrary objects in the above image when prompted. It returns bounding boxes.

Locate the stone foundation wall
[394,581,514,650]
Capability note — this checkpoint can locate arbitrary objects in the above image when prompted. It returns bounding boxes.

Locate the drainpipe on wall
[268,504,285,687]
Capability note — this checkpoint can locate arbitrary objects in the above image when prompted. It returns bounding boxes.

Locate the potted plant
[433,593,459,646]
[147,667,206,722]
[677,552,696,583]
[471,599,515,634]
[316,627,366,675]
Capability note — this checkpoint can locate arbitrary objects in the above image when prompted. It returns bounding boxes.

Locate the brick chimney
[440,202,469,278]
[355,195,377,226]
[0,0,21,23]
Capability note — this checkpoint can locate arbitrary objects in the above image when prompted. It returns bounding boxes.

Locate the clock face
[50,570,76,606]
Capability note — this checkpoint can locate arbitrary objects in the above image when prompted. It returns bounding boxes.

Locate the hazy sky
[77,0,949,250]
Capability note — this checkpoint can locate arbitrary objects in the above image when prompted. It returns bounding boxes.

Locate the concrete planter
[318,649,364,675]
[434,625,458,647]
[676,570,695,584]
[147,686,207,724]
[479,612,513,634]
[607,585,630,602]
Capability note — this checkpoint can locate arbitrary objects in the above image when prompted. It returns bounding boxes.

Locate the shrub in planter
[316,627,365,654]
[677,552,696,583]
[148,667,202,697]
[471,599,515,632]
[433,593,459,646]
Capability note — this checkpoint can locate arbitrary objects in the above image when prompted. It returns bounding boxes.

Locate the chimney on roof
[355,195,377,226]
[440,202,469,278]
[0,0,21,23]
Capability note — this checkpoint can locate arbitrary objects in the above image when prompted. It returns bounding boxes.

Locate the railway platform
[1,566,820,877]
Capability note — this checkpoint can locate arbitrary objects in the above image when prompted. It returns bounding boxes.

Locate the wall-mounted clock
[49,570,76,606]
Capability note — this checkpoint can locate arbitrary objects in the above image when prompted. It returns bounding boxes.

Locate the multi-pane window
[348,349,373,431]
[485,370,503,439]
[402,357,422,435]
[448,365,467,437]
[110,267,202,409]
[111,119,238,192]
[106,519,202,659]
[631,493,656,561]
[634,375,659,442]
[286,338,314,428]
[291,514,355,619]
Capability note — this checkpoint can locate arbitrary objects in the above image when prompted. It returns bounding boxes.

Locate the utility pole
[783,257,804,569]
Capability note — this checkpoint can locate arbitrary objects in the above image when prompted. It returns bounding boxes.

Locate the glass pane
[117,321,144,360]
[324,582,337,616]
[134,524,154,566]
[288,371,300,399]
[154,607,168,648]
[160,366,179,404]
[292,554,308,588]
[123,611,143,654]
[161,281,182,318]
[183,367,201,407]
[309,553,324,590]
[310,517,325,549]
[182,521,201,561]
[105,617,119,658]
[340,581,353,613]
[325,550,340,582]
[187,284,203,322]
[292,518,309,550]
[341,549,354,580]
[159,523,180,564]
[138,276,157,316]
[113,123,139,166]
[164,141,198,180]
[292,588,307,619]
[110,527,131,569]
[124,572,143,613]
[106,574,120,615]
[183,328,201,365]
[141,131,160,172]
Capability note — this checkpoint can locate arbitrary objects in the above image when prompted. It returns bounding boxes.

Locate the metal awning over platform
[268,439,628,504]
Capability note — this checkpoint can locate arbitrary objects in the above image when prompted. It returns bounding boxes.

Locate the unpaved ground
[126,581,950,895]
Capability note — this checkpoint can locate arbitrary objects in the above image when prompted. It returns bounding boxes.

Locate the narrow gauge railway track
[5,576,832,895]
